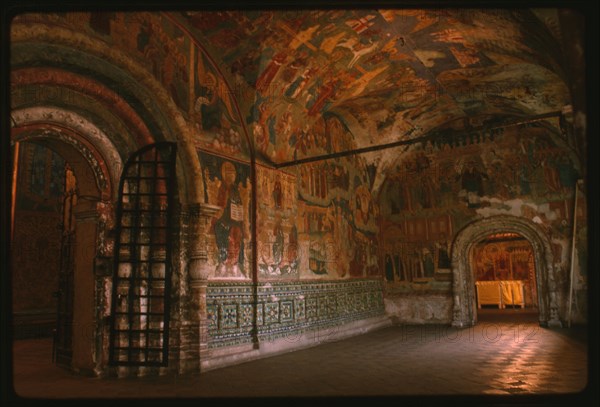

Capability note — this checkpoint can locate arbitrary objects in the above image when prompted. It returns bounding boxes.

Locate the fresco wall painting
[379,124,583,291]
[257,165,299,278]
[22,12,250,159]
[177,9,570,170]
[296,153,380,281]
[199,150,252,279]
[381,214,453,285]
[10,9,588,375]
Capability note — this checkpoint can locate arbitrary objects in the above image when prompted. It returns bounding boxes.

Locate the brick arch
[12,108,123,201]
[11,37,204,205]
[450,215,562,328]
[12,126,109,202]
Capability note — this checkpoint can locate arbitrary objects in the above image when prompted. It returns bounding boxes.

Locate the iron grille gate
[109,142,177,366]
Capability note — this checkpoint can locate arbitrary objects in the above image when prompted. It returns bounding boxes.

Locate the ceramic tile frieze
[206,279,384,348]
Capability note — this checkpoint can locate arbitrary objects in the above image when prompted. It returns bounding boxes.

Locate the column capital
[199,203,221,217]
[185,203,221,219]
[187,203,220,282]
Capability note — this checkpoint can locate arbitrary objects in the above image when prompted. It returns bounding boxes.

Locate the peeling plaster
[476,197,560,223]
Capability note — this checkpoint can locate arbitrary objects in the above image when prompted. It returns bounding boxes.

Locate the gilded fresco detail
[473,237,538,306]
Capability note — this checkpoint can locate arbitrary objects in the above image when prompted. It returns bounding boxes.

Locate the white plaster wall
[384,295,453,324]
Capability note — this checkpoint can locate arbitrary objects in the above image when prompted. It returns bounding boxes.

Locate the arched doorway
[472,232,539,322]
[450,215,562,328]
[11,141,68,341]
[11,121,117,375]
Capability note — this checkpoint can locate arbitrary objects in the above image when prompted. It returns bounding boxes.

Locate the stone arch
[10,117,113,373]
[12,108,122,201]
[450,215,562,328]
[9,16,228,375]
[11,30,204,206]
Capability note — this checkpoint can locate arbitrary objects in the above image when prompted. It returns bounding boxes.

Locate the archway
[11,141,68,341]
[10,35,206,374]
[472,232,539,322]
[11,120,116,374]
[10,141,101,372]
[11,14,254,374]
[450,215,562,328]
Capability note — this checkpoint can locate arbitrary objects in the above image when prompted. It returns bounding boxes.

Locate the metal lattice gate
[109,142,177,366]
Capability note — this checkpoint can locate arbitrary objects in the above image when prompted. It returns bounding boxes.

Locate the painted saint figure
[422,248,435,278]
[385,254,394,282]
[354,186,371,226]
[287,222,298,266]
[255,51,287,96]
[272,218,284,266]
[214,161,244,276]
[459,160,488,208]
[394,254,405,281]
[436,241,451,269]
[273,178,282,209]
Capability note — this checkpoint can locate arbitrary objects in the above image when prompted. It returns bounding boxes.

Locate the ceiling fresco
[12,9,573,194]
[175,9,570,167]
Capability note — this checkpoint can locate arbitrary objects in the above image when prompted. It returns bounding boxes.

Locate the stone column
[451,294,463,328]
[547,279,563,328]
[451,272,470,328]
[187,203,220,372]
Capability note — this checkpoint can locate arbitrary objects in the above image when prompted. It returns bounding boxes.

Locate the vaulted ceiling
[171,9,574,191]
[11,9,579,195]
[175,9,570,155]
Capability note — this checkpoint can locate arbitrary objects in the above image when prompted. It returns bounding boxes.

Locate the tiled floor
[9,309,590,402]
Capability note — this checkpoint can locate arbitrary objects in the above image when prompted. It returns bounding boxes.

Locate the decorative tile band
[206,279,385,348]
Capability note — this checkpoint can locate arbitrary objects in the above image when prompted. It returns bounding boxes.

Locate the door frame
[450,215,562,328]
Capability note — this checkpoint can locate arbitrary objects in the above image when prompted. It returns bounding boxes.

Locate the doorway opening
[11,142,68,341]
[11,140,87,367]
[10,127,110,374]
[472,232,539,323]
[450,215,561,328]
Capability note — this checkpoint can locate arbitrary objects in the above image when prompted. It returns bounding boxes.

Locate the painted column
[187,203,220,372]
